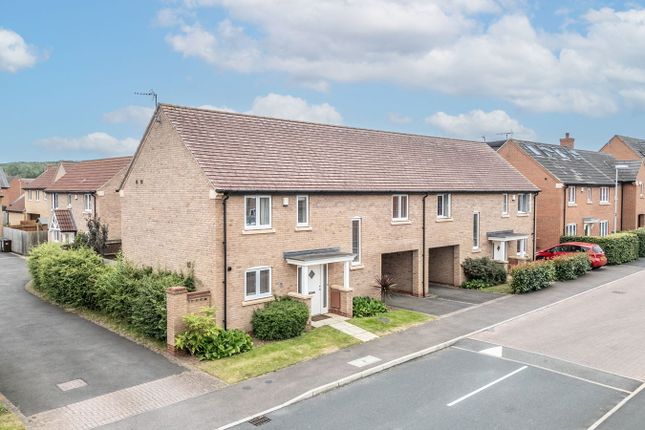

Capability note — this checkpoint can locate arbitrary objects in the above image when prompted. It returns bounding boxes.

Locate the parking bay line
[446,366,527,407]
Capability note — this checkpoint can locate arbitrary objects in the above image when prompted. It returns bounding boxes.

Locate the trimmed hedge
[461,279,492,289]
[632,228,645,258]
[252,297,309,340]
[552,253,591,281]
[352,296,388,317]
[560,233,639,265]
[461,257,507,285]
[510,261,555,294]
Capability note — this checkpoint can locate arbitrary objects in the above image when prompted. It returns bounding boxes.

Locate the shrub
[352,296,388,317]
[462,257,507,285]
[461,279,492,289]
[510,261,555,294]
[373,274,397,300]
[551,253,590,281]
[28,242,62,290]
[560,233,639,265]
[632,228,645,258]
[571,252,592,276]
[175,308,253,360]
[252,297,309,340]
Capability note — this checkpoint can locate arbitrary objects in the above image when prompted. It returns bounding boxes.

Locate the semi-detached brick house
[120,104,538,330]
[494,134,645,251]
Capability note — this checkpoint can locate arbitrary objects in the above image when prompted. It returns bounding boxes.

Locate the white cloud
[0,28,40,73]
[425,109,536,140]
[388,112,412,124]
[103,105,154,127]
[247,93,342,124]
[161,3,645,116]
[198,104,236,112]
[36,132,138,155]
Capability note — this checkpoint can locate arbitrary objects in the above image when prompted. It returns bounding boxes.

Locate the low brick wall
[166,286,212,354]
[330,284,353,317]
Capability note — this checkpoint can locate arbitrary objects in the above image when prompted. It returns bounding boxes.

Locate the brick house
[600,135,645,229]
[495,134,631,250]
[1,177,33,228]
[0,167,9,236]
[44,157,132,244]
[23,163,72,227]
[120,104,538,330]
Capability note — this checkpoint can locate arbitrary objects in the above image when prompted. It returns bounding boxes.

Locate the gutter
[222,193,230,330]
[421,193,429,297]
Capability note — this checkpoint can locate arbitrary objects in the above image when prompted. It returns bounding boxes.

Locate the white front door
[307,264,328,315]
[493,241,507,262]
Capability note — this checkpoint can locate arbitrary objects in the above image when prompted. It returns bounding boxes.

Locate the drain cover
[248,415,271,426]
[57,379,87,392]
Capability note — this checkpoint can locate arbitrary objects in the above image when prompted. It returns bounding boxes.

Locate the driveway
[388,285,504,316]
[0,253,183,416]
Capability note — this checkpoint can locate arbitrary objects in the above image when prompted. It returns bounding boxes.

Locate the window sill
[599,202,611,206]
[567,203,577,207]
[391,220,411,225]
[242,295,274,307]
[501,214,510,218]
[436,217,453,223]
[517,213,529,217]
[294,226,312,232]
[242,228,276,235]
[472,248,481,253]
[350,264,364,271]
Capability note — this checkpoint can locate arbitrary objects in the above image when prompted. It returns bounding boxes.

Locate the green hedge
[28,245,194,341]
[352,296,388,317]
[560,233,639,265]
[631,228,645,258]
[510,261,555,294]
[252,297,309,340]
[552,253,591,281]
[461,279,492,289]
[461,257,507,285]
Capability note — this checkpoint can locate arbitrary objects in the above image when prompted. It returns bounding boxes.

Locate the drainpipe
[222,193,229,330]
[421,193,429,297]
[562,186,568,237]
[620,183,625,231]
[532,191,539,259]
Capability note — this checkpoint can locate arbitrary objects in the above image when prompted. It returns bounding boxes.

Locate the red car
[535,242,607,268]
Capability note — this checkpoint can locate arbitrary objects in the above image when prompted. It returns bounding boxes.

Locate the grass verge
[0,403,24,430]
[480,283,513,294]
[349,309,433,335]
[200,326,359,384]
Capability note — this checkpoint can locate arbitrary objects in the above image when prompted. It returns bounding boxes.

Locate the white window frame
[296,195,309,227]
[640,182,644,198]
[67,193,72,207]
[584,223,593,236]
[35,190,41,201]
[244,195,272,229]
[599,220,609,237]
[517,238,527,257]
[502,193,509,215]
[244,267,272,300]
[52,193,59,210]
[517,193,530,214]
[565,223,577,236]
[587,187,593,204]
[600,187,610,203]
[351,217,362,266]
[28,190,33,201]
[437,193,451,218]
[83,193,93,213]
[472,211,480,250]
[567,186,576,205]
[392,194,409,221]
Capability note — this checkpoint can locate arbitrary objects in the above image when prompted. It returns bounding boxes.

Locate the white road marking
[56,379,87,392]
[447,366,527,407]
[479,346,503,357]
[587,382,645,430]
[348,355,382,368]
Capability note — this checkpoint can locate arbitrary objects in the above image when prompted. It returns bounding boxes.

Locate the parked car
[535,242,607,268]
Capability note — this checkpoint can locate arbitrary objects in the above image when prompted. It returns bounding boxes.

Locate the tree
[86,217,109,254]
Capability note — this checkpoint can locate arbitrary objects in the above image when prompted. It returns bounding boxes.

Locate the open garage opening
[381,250,419,296]
[428,245,459,287]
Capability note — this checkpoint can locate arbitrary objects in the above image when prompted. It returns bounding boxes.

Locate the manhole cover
[57,379,87,392]
[249,415,271,426]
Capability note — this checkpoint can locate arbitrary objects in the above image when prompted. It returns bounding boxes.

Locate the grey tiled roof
[618,135,645,158]
[616,160,643,182]
[0,167,9,189]
[513,140,619,185]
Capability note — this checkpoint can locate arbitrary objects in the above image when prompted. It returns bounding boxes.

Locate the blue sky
[2,0,645,162]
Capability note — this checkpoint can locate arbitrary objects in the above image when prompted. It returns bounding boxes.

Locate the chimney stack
[560,132,575,149]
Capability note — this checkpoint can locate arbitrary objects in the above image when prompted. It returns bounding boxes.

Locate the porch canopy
[487,230,529,242]
[284,247,354,289]
[583,217,601,224]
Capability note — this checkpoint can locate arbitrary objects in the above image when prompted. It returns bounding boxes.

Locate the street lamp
[614,164,629,234]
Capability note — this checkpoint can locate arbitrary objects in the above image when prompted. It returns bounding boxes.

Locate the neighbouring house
[23,163,72,228]
[120,104,538,330]
[0,167,9,236]
[494,133,631,250]
[1,177,33,228]
[600,135,645,229]
[5,195,27,226]
[44,156,132,244]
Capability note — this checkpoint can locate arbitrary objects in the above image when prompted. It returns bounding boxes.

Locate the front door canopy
[486,230,529,242]
[284,247,355,266]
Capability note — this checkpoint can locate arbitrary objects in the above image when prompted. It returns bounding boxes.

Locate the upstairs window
[245,267,271,300]
[437,194,451,218]
[28,190,33,201]
[517,194,530,213]
[35,190,41,201]
[640,183,644,198]
[502,194,509,215]
[67,194,72,207]
[84,194,93,212]
[352,217,362,265]
[296,195,309,226]
[600,187,610,203]
[245,196,271,229]
[52,193,59,209]
[392,194,408,221]
[587,187,593,203]
[567,186,576,204]
[472,212,480,249]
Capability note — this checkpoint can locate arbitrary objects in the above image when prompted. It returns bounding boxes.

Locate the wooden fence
[3,227,48,255]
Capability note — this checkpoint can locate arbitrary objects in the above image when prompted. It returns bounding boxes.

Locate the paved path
[0,253,222,429]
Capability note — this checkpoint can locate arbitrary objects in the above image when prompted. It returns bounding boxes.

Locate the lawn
[480,283,513,294]
[0,403,24,430]
[349,309,433,335]
[200,326,359,384]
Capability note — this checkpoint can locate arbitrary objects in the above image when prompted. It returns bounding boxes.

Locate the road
[233,267,645,430]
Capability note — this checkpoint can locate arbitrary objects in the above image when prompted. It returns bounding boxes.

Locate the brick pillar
[330,285,353,318]
[166,286,188,355]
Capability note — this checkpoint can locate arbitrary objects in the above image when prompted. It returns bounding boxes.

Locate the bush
[352,296,388,317]
[552,253,590,281]
[560,233,639,265]
[462,257,507,285]
[632,228,645,258]
[175,308,253,360]
[510,261,555,294]
[27,242,62,290]
[252,297,309,340]
[461,279,492,289]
